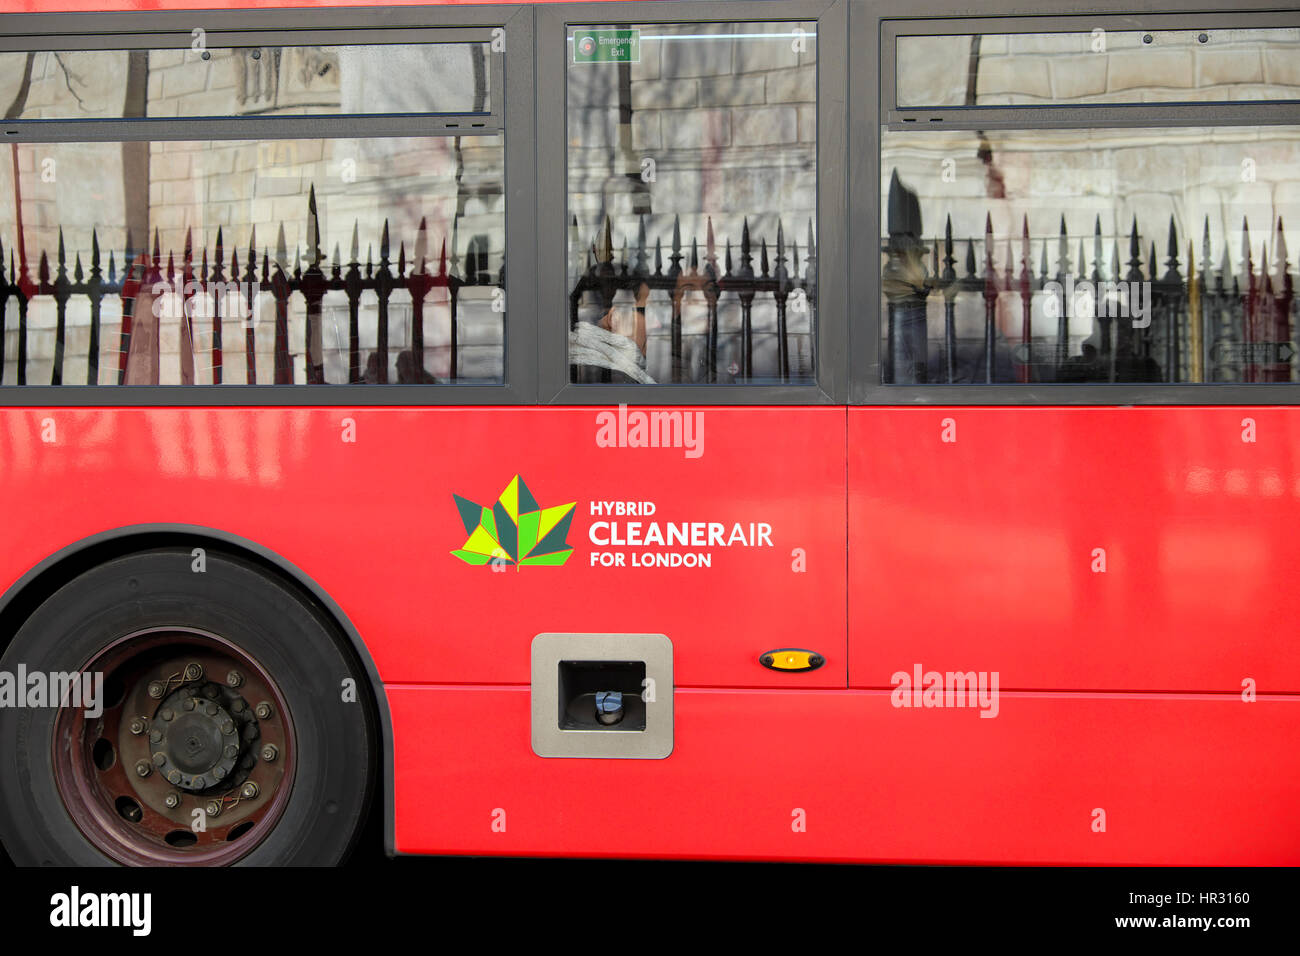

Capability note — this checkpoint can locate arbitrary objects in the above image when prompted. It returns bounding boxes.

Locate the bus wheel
[0,549,376,866]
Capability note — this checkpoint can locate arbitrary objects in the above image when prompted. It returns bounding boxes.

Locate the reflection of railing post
[1159,218,1183,384]
[1017,219,1031,383]
[86,231,103,385]
[300,186,327,385]
[242,230,258,385]
[773,224,789,382]
[180,230,195,386]
[344,224,361,384]
[735,219,755,380]
[978,216,996,384]
[210,230,225,385]
[1053,217,1069,378]
[882,170,928,384]
[271,226,292,384]
[0,241,7,383]
[1267,218,1292,383]
[1242,221,1256,383]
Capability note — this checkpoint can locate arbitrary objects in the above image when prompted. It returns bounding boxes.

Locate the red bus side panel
[0,406,847,690]
[390,684,1300,864]
[849,407,1300,693]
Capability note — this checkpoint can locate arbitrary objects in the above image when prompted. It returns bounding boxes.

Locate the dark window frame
[856,0,1300,404]
[537,0,849,405]
[0,4,536,406]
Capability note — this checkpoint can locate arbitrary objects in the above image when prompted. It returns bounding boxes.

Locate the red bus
[0,0,1297,866]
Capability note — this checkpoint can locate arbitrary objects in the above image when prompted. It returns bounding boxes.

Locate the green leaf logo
[451,475,576,568]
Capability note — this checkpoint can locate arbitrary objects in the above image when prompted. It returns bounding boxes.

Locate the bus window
[896,28,1300,109]
[0,43,492,120]
[566,22,817,385]
[881,27,1300,386]
[0,39,504,387]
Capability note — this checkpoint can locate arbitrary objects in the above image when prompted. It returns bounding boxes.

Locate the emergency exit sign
[573,29,640,63]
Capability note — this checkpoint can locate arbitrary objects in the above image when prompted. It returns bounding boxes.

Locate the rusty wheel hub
[52,628,295,865]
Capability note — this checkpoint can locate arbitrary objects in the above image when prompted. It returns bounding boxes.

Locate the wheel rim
[52,627,296,865]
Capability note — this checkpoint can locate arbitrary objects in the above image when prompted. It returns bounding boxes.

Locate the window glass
[896,28,1300,108]
[0,43,491,120]
[566,21,817,384]
[0,135,504,385]
[881,125,1300,384]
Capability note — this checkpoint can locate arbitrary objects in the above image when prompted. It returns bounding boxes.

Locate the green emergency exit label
[573,29,640,64]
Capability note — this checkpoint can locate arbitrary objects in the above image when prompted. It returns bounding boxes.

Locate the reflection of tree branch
[3,51,35,119]
[53,52,89,110]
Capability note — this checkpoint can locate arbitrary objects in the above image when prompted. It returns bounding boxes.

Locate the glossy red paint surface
[849,407,1300,694]
[2,405,1297,862]
[390,684,1300,864]
[0,407,847,690]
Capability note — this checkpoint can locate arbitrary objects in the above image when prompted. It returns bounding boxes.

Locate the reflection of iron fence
[884,169,1296,384]
[0,185,502,386]
[569,214,818,383]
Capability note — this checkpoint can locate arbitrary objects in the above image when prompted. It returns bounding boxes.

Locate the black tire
[0,548,376,866]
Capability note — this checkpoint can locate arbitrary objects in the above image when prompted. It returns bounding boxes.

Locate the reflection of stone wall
[567,26,817,274]
[901,32,1300,106]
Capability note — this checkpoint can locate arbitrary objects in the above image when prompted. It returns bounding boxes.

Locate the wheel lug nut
[149,729,162,743]
[134,760,152,778]
[147,681,166,699]
[160,708,174,721]
[221,720,235,735]
[226,671,244,688]
[167,770,182,785]
[231,699,246,713]
[184,663,203,681]
[205,800,222,817]
[153,752,167,767]
[213,767,227,781]
[203,685,219,700]
[241,782,259,799]
[224,744,239,759]
[164,792,181,809]
[129,717,148,735]
[183,699,196,711]
[261,744,278,762]
[205,702,218,716]
[254,702,273,720]
[193,776,206,788]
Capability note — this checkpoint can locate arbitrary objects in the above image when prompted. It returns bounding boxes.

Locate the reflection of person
[569,283,655,383]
